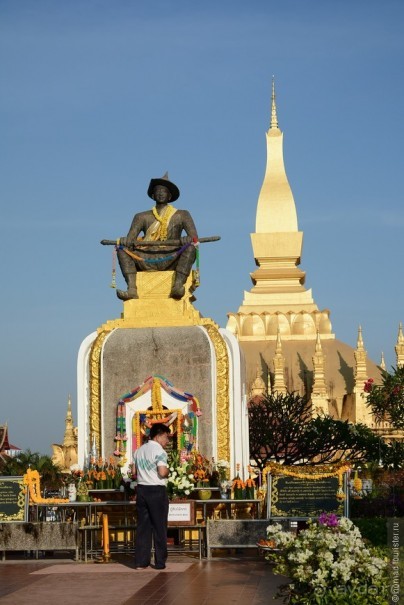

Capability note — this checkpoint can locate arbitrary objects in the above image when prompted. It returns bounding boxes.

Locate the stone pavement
[0,552,286,605]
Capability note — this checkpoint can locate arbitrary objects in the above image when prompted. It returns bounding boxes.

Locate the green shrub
[351,518,387,546]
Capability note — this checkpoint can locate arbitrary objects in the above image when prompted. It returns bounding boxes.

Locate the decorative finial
[275,326,282,353]
[380,352,386,370]
[395,322,404,368]
[357,325,364,348]
[270,76,279,129]
[315,330,322,353]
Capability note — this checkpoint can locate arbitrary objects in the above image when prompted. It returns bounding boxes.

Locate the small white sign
[168,502,192,523]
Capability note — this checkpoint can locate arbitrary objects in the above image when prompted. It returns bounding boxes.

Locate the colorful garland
[119,242,192,265]
[192,240,200,287]
[114,375,202,460]
[110,239,200,288]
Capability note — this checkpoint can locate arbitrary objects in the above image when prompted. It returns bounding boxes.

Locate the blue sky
[1,0,403,454]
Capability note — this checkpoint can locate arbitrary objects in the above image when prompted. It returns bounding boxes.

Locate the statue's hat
[147,172,180,202]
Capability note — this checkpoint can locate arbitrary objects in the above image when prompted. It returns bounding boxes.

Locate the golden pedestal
[100,271,203,331]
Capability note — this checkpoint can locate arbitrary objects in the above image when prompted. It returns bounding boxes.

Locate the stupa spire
[63,394,76,448]
[270,76,279,130]
[249,364,267,399]
[357,325,364,349]
[395,322,404,368]
[272,329,287,394]
[312,331,328,414]
[354,326,372,425]
[226,83,334,342]
[255,80,297,233]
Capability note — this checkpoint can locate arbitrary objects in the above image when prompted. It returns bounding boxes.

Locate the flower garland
[151,205,176,241]
[263,461,351,480]
[23,468,69,504]
[114,402,127,460]
[114,375,202,460]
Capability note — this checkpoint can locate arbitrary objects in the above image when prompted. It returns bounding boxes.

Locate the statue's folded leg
[117,250,139,300]
[170,246,196,299]
[170,269,188,299]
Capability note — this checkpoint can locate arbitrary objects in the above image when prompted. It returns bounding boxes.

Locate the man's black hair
[150,423,170,439]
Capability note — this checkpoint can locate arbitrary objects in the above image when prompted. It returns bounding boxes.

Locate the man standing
[132,423,171,570]
[117,173,198,300]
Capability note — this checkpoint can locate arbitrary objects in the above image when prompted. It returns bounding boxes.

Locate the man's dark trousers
[135,484,169,568]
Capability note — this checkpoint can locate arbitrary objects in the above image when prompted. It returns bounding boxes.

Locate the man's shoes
[152,564,166,570]
[135,566,149,570]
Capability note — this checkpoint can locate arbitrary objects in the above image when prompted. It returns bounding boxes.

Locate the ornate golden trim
[89,330,109,454]
[201,319,230,464]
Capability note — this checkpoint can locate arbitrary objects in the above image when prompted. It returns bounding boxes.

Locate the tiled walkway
[0,553,286,605]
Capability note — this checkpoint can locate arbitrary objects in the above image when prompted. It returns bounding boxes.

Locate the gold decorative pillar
[354,326,372,425]
[395,323,404,368]
[311,332,328,416]
[272,329,287,394]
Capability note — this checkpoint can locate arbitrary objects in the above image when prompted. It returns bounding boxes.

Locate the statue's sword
[100,236,220,248]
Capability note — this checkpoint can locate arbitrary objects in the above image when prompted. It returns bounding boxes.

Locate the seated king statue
[116,173,198,301]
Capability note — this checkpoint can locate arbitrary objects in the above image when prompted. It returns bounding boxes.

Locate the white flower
[268,515,388,599]
[216,460,230,468]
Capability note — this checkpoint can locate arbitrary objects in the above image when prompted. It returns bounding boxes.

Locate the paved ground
[0,552,286,605]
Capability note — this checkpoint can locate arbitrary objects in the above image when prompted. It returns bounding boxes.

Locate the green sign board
[0,476,29,522]
[268,475,345,519]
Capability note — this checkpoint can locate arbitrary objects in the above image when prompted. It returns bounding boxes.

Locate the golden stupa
[227,80,401,439]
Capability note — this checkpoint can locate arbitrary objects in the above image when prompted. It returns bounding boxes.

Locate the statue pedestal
[102,272,202,328]
[77,272,247,476]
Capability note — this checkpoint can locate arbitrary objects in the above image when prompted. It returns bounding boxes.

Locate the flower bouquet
[191,452,212,487]
[215,459,230,482]
[76,478,90,502]
[167,450,195,500]
[244,465,256,499]
[232,463,245,499]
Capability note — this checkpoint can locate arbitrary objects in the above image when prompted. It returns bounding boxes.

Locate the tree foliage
[248,392,387,471]
[0,449,64,490]
[365,366,404,430]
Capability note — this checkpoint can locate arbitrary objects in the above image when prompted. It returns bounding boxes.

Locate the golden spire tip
[270,76,279,129]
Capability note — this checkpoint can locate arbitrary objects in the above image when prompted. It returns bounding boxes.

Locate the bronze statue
[115,173,198,300]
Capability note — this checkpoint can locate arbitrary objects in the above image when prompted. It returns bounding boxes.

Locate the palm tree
[0,450,64,491]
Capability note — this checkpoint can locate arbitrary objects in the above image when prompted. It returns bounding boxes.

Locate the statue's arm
[180,210,198,239]
[126,212,148,245]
